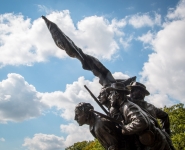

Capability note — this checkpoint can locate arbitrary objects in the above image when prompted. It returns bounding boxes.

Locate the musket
[84,85,110,116]
[89,109,122,125]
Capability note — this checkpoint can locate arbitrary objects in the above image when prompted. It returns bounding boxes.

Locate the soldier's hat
[127,82,150,96]
[105,82,130,95]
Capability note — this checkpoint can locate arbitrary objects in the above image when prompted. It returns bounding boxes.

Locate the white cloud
[23,133,65,150]
[60,123,93,147]
[39,76,102,120]
[40,72,131,120]
[112,72,130,79]
[0,73,101,123]
[119,34,133,49]
[0,71,130,147]
[0,73,47,123]
[145,93,175,108]
[22,123,93,150]
[21,70,131,149]
[137,30,155,49]
[166,0,185,20]
[137,30,154,44]
[0,72,129,123]
[128,12,161,28]
[0,13,60,67]
[0,138,5,142]
[0,11,129,67]
[140,1,185,107]
[74,15,122,59]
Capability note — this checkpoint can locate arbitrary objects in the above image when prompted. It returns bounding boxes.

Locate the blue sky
[0,0,185,149]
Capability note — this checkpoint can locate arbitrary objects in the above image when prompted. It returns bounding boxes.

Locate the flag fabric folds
[42,16,116,86]
[42,16,136,86]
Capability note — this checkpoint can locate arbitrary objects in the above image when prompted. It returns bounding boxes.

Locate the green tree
[163,103,185,150]
[65,139,104,150]
[83,139,104,150]
[65,141,91,150]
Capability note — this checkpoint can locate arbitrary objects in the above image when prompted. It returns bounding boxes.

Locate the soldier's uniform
[106,82,172,150]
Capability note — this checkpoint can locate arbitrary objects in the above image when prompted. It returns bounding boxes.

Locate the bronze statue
[74,102,137,150]
[97,77,136,121]
[42,15,174,150]
[106,82,172,150]
[127,82,175,150]
[127,82,170,135]
[85,84,146,150]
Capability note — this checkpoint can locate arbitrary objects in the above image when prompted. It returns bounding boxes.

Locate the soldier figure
[74,102,137,150]
[127,82,171,135]
[106,82,171,150]
[127,82,175,150]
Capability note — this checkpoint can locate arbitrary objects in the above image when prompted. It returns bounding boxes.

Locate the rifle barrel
[90,109,121,124]
[84,85,110,116]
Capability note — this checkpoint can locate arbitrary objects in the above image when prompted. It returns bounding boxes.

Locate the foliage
[65,139,104,150]
[65,141,90,150]
[163,103,185,150]
[83,139,104,150]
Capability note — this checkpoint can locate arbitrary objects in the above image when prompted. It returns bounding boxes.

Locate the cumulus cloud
[128,12,161,28]
[112,72,130,79]
[21,70,131,150]
[22,123,93,150]
[0,10,129,67]
[0,72,130,123]
[166,0,185,20]
[39,76,101,120]
[140,0,185,107]
[0,73,100,123]
[23,133,65,150]
[40,72,130,120]
[75,16,120,59]
[20,72,130,150]
[0,73,47,123]
[60,123,93,147]
[0,12,59,67]
[137,30,154,44]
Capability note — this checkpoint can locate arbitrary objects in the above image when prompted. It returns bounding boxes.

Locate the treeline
[65,139,104,150]
[65,103,185,150]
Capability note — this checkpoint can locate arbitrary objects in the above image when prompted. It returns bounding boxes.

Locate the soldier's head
[74,102,94,126]
[127,82,150,100]
[98,86,110,105]
[105,82,130,107]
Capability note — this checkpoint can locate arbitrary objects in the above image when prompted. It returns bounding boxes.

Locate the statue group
[42,16,175,150]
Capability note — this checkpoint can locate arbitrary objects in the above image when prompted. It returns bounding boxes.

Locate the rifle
[84,85,110,116]
[89,109,122,125]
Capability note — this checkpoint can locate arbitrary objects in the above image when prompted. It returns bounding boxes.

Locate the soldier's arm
[154,106,171,135]
[121,104,148,135]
